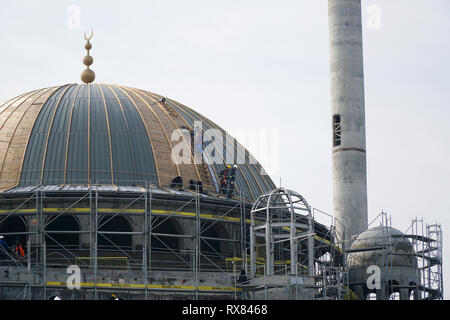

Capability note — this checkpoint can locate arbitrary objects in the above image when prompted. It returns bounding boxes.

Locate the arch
[387,279,400,297]
[366,292,377,300]
[389,292,400,300]
[151,217,182,252]
[409,281,419,300]
[98,216,132,249]
[46,215,80,249]
[201,221,229,255]
[0,215,27,246]
[46,251,73,265]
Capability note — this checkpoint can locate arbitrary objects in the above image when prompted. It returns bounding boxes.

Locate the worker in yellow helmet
[110,293,118,300]
[219,165,231,195]
[227,165,238,198]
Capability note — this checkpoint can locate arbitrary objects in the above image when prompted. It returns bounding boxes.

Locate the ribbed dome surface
[0,84,275,200]
[347,226,418,269]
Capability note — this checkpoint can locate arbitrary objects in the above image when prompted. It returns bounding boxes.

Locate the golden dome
[0,84,275,200]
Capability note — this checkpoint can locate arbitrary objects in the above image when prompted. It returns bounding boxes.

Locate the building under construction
[0,0,444,300]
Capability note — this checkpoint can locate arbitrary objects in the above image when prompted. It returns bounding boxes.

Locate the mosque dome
[347,226,420,299]
[0,84,275,200]
[347,226,418,269]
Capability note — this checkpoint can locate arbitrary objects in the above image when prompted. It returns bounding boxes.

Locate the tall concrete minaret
[328,0,368,243]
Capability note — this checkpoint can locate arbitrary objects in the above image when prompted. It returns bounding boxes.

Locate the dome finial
[81,28,95,84]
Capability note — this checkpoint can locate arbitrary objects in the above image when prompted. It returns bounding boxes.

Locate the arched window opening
[0,216,27,248]
[98,216,132,249]
[409,282,418,300]
[367,292,377,300]
[389,292,400,300]
[151,217,181,252]
[387,280,400,299]
[46,216,80,249]
[201,222,229,256]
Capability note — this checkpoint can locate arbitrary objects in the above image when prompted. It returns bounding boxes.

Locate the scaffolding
[245,188,348,300]
[345,212,443,300]
[0,182,249,300]
[2,183,438,300]
[312,207,350,300]
[410,218,443,300]
[249,188,314,278]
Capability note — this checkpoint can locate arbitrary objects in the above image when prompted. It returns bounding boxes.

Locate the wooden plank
[0,91,37,128]
[123,87,180,187]
[147,92,215,192]
[137,89,202,188]
[160,94,270,197]
[0,89,52,184]
[117,86,171,186]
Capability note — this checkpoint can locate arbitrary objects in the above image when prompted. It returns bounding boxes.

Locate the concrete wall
[349,266,420,300]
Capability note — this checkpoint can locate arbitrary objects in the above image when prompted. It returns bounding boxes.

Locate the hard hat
[226,165,231,169]
[233,165,238,169]
[0,236,4,239]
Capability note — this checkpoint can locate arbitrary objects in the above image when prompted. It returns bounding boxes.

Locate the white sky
[1,0,449,299]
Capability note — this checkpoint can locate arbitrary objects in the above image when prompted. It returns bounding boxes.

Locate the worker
[196,181,205,194]
[227,165,238,198]
[238,269,247,284]
[219,165,231,195]
[0,236,10,265]
[14,238,25,261]
[158,97,166,104]
[170,176,183,190]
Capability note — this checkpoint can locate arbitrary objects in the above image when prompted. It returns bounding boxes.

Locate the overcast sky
[1,0,449,299]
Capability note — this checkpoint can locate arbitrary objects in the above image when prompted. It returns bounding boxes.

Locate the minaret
[81,30,95,84]
[328,0,368,243]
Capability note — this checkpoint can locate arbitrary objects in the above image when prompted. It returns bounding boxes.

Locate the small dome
[348,226,417,269]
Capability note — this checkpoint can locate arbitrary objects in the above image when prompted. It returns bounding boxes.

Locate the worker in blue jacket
[0,236,11,265]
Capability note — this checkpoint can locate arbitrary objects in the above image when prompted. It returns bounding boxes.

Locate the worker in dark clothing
[227,165,238,198]
[196,181,205,194]
[170,176,183,190]
[238,269,247,284]
[189,179,196,191]
[219,165,231,195]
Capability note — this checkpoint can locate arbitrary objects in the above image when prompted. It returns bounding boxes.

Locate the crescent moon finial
[84,28,94,41]
[81,29,95,84]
